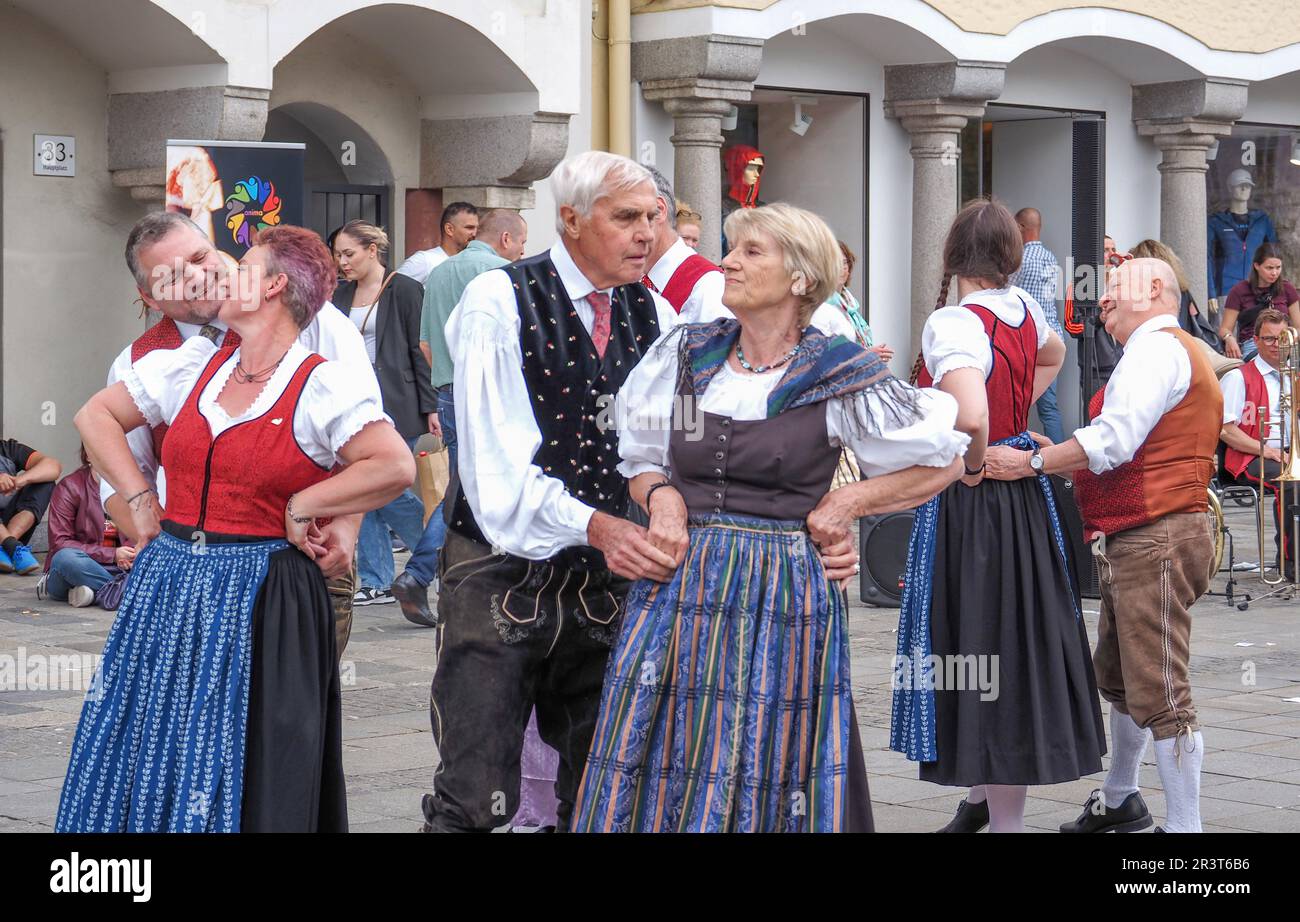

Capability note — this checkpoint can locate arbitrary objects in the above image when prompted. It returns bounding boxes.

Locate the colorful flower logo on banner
[224,176,283,249]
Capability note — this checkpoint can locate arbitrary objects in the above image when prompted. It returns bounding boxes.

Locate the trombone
[1257,326,1300,587]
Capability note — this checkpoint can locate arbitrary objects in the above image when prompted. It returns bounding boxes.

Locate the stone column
[1133,79,1249,310]
[654,95,735,263]
[884,62,1006,360]
[633,36,764,263]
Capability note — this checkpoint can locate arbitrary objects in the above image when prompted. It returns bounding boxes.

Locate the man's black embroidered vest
[448,252,661,571]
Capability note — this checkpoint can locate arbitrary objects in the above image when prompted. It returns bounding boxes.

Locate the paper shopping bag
[417,442,451,526]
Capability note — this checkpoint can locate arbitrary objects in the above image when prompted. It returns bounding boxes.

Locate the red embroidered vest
[918,302,1039,442]
[130,318,241,459]
[1074,328,1221,539]
[661,254,721,314]
[1223,360,1272,478]
[161,346,330,537]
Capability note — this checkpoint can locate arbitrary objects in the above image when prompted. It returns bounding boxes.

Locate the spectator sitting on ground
[36,445,134,608]
[0,436,62,576]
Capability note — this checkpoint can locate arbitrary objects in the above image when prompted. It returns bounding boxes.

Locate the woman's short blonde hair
[723,202,840,326]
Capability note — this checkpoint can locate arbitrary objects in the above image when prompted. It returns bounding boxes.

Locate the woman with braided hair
[893,198,1105,833]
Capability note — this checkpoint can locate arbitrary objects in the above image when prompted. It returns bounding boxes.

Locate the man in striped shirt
[1011,207,1065,444]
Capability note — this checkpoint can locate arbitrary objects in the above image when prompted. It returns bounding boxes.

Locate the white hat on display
[1226,168,1255,188]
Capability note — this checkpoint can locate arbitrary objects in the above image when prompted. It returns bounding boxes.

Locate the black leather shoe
[420,793,438,832]
[1059,790,1153,833]
[935,798,989,833]
[392,570,437,627]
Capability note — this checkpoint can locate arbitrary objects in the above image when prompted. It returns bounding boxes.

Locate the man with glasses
[1220,308,1296,581]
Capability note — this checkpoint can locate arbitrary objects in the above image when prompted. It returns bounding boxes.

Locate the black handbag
[1181,291,1223,352]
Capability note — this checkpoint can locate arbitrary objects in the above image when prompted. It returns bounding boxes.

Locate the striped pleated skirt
[573,513,855,833]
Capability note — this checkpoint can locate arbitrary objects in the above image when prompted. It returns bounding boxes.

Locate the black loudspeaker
[1071,118,1110,417]
[858,510,916,607]
[855,482,1099,607]
[1051,474,1101,600]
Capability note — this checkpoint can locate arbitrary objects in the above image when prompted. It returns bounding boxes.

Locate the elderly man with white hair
[986,257,1222,834]
[420,151,678,833]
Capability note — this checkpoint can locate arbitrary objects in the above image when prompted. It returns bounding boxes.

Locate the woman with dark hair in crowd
[59,225,414,832]
[36,445,134,609]
[332,219,436,607]
[896,198,1105,833]
[1218,242,1300,360]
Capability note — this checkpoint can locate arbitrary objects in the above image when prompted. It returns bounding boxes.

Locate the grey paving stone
[1205,779,1300,808]
[3,508,1298,834]
[1211,807,1300,832]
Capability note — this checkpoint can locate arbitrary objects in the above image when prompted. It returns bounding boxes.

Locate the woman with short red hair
[59,225,415,832]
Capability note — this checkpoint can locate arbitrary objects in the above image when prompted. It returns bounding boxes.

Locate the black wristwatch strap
[963,461,986,476]
[645,480,676,510]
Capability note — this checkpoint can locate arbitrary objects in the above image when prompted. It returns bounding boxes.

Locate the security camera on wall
[790,97,817,137]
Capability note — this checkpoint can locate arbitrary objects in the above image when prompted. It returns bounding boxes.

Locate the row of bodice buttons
[711,418,731,513]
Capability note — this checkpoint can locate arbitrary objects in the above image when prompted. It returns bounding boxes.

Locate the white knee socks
[985,784,1027,833]
[1102,709,1151,809]
[967,785,987,805]
[1155,731,1204,833]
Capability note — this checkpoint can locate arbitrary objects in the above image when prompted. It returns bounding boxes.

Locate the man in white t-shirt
[396,202,479,282]
[107,214,375,639]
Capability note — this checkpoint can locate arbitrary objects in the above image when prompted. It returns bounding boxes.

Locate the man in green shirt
[394,209,528,626]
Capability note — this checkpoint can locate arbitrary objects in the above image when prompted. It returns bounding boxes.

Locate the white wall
[0,5,142,471]
[756,29,915,369]
[1242,71,1300,127]
[991,117,1084,432]
[519,0,595,256]
[757,94,866,305]
[269,29,420,261]
[999,46,1162,254]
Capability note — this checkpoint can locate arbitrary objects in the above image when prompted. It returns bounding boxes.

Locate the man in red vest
[987,258,1221,834]
[642,167,727,323]
[1220,307,1295,581]
[103,212,373,653]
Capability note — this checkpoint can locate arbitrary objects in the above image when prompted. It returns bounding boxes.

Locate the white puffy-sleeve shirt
[921,286,1052,384]
[118,338,387,475]
[615,333,969,481]
[809,302,860,342]
[101,306,377,507]
[445,241,679,560]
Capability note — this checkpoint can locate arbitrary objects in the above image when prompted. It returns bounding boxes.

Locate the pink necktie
[586,291,612,359]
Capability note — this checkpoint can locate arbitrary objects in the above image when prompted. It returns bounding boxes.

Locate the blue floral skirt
[56,526,344,832]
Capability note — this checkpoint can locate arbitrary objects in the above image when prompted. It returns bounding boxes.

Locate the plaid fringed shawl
[663,318,922,434]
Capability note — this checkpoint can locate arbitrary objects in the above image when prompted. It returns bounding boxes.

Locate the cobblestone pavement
[2,504,1297,833]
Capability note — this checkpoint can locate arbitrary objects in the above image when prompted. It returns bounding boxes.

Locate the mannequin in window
[1208,168,1277,313]
[721,145,765,251]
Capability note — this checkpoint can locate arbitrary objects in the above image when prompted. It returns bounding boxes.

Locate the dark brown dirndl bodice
[667,365,841,520]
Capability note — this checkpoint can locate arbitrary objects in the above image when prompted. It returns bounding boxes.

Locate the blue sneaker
[10,545,39,575]
[0,546,12,573]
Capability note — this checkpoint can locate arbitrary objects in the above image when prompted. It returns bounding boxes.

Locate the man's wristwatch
[1029,448,1045,474]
